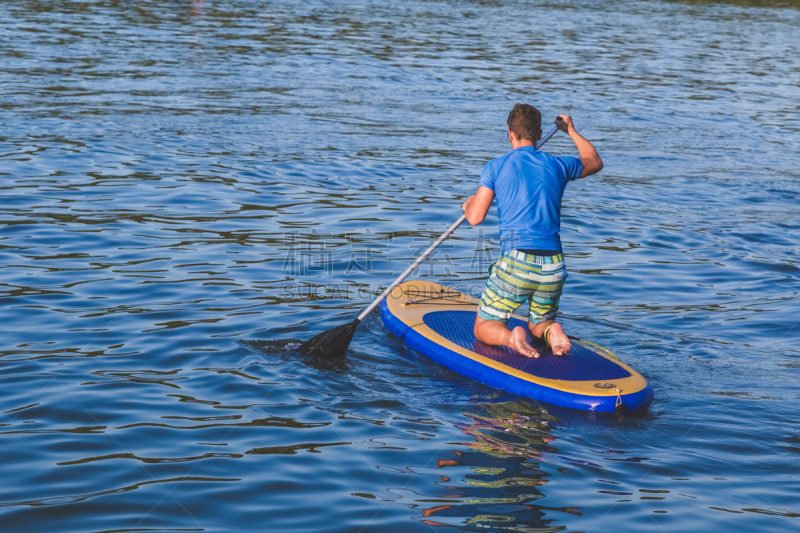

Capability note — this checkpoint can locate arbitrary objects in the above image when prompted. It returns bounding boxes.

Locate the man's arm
[556,115,603,179]
[462,186,495,225]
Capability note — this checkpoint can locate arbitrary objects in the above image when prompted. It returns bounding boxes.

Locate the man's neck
[511,139,534,150]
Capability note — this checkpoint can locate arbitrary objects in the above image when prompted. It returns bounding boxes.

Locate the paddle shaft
[537,123,559,149]
[356,214,465,321]
[355,123,561,322]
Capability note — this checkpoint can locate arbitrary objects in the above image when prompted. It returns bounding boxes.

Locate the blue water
[1,0,799,531]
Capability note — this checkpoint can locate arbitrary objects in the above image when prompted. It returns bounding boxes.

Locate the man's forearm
[462,187,495,225]
[568,128,600,162]
[556,115,603,178]
[463,195,484,225]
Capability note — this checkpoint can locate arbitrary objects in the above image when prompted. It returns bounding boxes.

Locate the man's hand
[556,114,603,179]
[462,194,475,213]
[555,114,574,133]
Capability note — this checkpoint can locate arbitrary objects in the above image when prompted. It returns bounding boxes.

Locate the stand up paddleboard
[380,280,653,413]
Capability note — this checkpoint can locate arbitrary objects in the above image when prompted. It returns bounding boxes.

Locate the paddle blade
[296,318,359,358]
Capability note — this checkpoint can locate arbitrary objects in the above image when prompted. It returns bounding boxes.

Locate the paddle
[297,121,563,357]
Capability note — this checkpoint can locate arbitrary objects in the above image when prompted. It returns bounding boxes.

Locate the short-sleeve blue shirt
[478,146,583,253]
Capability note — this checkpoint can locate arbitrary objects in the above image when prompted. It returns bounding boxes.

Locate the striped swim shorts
[477,249,568,325]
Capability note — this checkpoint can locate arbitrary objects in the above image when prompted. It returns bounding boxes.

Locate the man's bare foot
[509,326,540,358]
[548,323,571,356]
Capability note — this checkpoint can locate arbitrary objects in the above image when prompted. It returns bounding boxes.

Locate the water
[1,0,799,531]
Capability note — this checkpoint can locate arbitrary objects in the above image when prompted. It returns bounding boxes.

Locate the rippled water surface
[2,0,799,531]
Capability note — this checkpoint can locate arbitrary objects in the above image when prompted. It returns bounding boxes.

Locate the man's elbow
[582,156,603,178]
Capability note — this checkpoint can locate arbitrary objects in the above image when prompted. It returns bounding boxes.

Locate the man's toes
[547,324,571,356]
[511,327,539,358]
[516,341,535,358]
[552,342,571,356]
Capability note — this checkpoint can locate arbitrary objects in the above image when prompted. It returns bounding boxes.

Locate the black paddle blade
[296,318,360,358]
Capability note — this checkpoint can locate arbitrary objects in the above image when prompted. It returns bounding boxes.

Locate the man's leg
[474,253,539,358]
[475,316,540,358]
[527,255,571,356]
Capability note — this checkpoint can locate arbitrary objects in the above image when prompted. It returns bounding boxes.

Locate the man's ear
[508,129,515,142]
[537,128,543,141]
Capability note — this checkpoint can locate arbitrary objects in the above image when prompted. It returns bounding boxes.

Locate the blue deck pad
[422,310,631,381]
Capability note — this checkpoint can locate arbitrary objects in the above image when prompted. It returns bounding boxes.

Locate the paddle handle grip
[356,122,560,322]
[357,214,467,321]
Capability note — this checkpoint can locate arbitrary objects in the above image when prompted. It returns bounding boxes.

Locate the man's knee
[474,316,488,339]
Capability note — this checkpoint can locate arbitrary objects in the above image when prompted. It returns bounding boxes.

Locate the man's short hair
[507,104,542,141]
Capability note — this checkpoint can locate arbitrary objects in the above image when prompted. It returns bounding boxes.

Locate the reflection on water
[421,401,563,531]
[1,0,799,531]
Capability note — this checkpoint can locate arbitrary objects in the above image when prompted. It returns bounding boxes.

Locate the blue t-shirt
[478,146,583,253]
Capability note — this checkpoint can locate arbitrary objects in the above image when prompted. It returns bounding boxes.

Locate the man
[462,104,603,358]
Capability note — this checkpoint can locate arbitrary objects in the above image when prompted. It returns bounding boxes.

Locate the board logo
[594,382,617,389]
